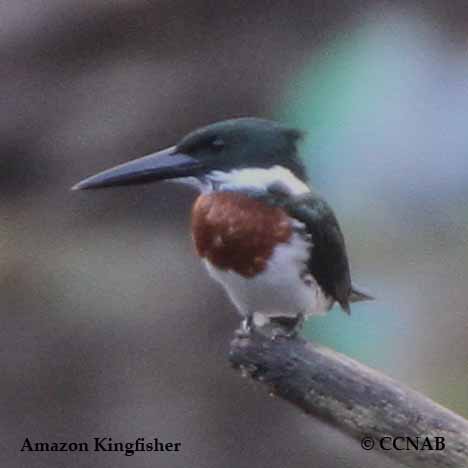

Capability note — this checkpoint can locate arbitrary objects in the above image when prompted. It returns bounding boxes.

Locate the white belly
[203,232,332,318]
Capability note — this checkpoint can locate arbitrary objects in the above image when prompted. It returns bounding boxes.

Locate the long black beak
[71,146,201,191]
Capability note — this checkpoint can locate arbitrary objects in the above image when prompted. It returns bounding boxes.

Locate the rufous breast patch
[191,192,292,277]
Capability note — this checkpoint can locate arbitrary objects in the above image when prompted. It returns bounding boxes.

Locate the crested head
[175,117,307,184]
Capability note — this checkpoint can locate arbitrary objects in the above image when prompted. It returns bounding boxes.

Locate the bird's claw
[235,316,253,338]
[270,326,299,340]
[270,313,305,340]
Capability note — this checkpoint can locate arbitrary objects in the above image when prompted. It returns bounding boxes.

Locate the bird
[72,117,373,337]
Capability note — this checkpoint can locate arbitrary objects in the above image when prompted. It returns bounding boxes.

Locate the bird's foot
[270,313,304,340]
[235,315,254,338]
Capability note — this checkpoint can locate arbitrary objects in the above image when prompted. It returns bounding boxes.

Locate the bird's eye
[211,138,225,150]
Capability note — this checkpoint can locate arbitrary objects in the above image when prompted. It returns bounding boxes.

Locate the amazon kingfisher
[72,118,372,337]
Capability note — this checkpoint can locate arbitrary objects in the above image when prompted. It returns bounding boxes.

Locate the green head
[72,117,307,192]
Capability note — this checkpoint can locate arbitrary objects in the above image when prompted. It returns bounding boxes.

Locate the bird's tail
[349,284,374,303]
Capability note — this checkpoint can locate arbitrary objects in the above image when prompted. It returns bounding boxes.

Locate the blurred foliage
[278,13,468,415]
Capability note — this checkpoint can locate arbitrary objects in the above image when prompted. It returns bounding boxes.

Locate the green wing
[285,192,352,312]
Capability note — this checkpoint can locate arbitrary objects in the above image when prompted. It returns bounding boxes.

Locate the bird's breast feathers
[191,191,333,316]
[191,191,294,277]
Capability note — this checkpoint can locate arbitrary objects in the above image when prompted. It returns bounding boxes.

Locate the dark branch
[229,329,468,468]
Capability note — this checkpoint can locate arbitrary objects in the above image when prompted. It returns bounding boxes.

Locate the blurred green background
[2,1,468,467]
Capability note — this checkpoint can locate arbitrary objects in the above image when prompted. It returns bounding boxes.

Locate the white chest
[202,231,332,318]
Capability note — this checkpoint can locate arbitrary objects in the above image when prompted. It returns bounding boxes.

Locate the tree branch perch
[229,330,468,468]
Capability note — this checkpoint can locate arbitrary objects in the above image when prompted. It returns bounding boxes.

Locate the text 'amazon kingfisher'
[72,118,372,337]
